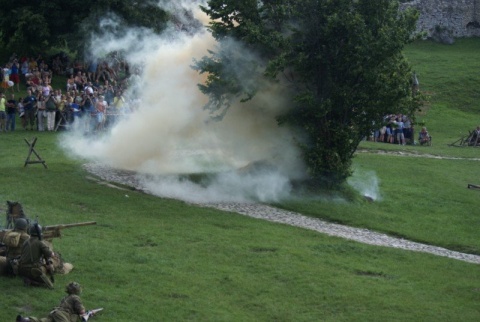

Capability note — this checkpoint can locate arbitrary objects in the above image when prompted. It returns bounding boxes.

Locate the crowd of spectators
[368,114,432,146]
[0,52,138,133]
[370,114,414,145]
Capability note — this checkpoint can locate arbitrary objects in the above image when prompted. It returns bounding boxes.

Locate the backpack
[2,231,21,247]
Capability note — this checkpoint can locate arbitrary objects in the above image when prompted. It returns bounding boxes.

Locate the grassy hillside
[2,38,480,321]
[405,38,480,114]
[405,38,480,146]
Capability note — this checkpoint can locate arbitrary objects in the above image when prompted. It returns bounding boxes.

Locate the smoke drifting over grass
[347,168,382,201]
[61,2,306,203]
[139,169,293,204]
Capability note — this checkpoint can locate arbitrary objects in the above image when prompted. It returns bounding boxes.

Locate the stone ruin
[400,0,480,43]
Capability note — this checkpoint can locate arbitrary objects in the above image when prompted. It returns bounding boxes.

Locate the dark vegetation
[194,0,423,186]
[0,0,169,60]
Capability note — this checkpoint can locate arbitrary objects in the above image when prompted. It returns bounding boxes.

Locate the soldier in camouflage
[0,218,30,276]
[17,223,55,289]
[16,282,87,322]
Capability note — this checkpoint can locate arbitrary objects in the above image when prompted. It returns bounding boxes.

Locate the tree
[0,0,168,58]
[194,0,421,186]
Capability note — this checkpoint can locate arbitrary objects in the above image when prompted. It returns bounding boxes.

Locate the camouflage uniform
[17,282,86,322]
[17,224,55,289]
[0,218,30,276]
[26,294,85,322]
[0,256,7,275]
[5,219,30,258]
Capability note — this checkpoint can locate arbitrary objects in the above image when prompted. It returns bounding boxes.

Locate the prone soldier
[16,281,102,322]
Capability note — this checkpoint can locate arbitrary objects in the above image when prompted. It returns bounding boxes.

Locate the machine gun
[42,221,97,241]
[81,308,103,321]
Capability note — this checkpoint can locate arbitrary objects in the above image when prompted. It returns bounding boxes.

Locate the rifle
[81,308,103,321]
[42,221,97,241]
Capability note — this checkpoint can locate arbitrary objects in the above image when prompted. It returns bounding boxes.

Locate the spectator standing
[66,74,76,91]
[402,115,412,144]
[6,93,17,131]
[55,94,67,130]
[110,91,126,125]
[40,64,52,83]
[394,115,405,145]
[1,64,13,93]
[104,84,115,106]
[45,94,57,131]
[0,92,6,132]
[386,116,395,144]
[74,71,84,90]
[95,95,107,131]
[87,59,98,82]
[81,93,95,133]
[10,59,20,92]
[113,91,125,111]
[28,57,38,73]
[378,126,386,143]
[69,97,82,131]
[84,82,94,96]
[18,97,25,129]
[23,90,37,131]
[41,81,51,97]
[20,59,29,82]
[81,72,89,89]
[36,95,47,132]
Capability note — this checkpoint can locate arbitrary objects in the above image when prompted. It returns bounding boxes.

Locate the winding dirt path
[84,163,480,264]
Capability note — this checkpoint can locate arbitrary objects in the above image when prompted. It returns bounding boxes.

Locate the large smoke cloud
[60,1,307,203]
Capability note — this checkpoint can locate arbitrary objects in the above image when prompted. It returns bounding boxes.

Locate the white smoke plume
[347,168,382,201]
[60,1,306,203]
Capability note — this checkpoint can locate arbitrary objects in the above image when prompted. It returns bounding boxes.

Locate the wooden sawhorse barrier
[24,137,48,168]
[55,112,68,132]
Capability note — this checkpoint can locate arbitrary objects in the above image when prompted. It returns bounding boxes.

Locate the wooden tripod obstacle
[449,130,480,147]
[24,137,47,168]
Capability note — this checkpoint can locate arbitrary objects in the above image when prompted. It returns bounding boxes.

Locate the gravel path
[83,163,480,264]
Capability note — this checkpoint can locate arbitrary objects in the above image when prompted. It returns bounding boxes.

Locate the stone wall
[400,0,480,38]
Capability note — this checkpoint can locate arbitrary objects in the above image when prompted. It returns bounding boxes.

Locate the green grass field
[2,38,480,321]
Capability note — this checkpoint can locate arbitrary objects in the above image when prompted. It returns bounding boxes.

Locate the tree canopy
[194,0,421,186]
[0,0,169,59]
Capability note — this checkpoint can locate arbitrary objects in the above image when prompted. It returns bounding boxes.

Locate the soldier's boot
[16,316,41,322]
[39,274,54,289]
[23,277,43,288]
[23,277,33,287]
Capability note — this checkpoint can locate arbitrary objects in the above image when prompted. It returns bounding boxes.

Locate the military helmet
[14,218,28,231]
[28,223,42,236]
[66,282,82,295]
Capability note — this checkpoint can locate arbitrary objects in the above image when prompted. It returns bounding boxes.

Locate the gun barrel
[43,221,97,231]
[81,308,103,321]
